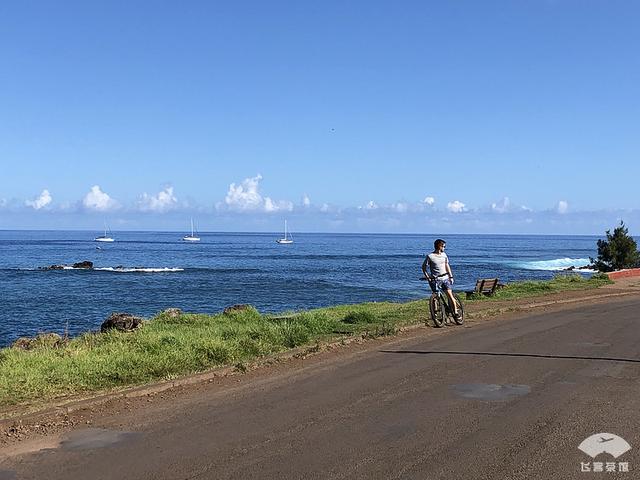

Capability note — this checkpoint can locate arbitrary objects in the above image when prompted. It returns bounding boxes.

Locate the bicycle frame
[429,280,454,316]
[425,277,464,327]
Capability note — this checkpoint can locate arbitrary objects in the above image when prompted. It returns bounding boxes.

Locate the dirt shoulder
[1,277,639,451]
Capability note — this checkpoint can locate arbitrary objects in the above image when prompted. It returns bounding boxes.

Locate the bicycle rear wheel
[452,293,464,325]
[429,294,445,328]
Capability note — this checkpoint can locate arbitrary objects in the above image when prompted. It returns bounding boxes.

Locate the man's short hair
[434,239,446,250]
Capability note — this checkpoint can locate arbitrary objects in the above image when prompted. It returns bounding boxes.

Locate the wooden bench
[466,278,499,298]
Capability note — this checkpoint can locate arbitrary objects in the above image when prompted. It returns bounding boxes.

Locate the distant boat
[276,220,293,244]
[182,218,200,242]
[94,221,114,242]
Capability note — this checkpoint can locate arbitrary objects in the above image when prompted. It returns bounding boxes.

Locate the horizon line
[0,228,607,237]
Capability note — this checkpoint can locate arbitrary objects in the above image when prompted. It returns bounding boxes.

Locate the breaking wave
[94,267,184,273]
[7,266,186,273]
[513,257,592,271]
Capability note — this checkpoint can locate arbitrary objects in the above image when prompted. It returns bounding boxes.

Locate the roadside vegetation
[0,273,612,407]
[591,221,640,272]
[466,272,612,301]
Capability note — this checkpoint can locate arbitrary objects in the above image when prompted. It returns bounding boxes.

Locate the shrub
[591,221,640,272]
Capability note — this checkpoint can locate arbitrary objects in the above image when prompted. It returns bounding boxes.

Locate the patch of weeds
[195,341,232,365]
[342,310,377,324]
[278,321,310,348]
[234,362,248,373]
[237,338,262,356]
[247,328,263,341]
[296,312,340,334]
[224,306,262,323]
[363,322,397,339]
[220,327,240,341]
[332,328,354,335]
[591,272,613,282]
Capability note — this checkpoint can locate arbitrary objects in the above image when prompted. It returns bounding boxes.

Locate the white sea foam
[94,267,184,273]
[514,257,592,271]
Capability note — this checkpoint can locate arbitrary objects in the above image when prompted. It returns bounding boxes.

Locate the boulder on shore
[12,332,64,350]
[223,304,254,315]
[162,308,182,318]
[101,313,145,333]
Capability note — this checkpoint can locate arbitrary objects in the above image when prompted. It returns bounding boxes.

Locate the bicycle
[420,276,464,328]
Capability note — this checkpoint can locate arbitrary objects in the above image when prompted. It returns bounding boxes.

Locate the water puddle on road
[60,428,141,451]
[450,383,530,401]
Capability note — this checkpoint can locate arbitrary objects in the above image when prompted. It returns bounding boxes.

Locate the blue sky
[1,1,638,233]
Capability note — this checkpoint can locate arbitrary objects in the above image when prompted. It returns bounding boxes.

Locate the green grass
[0,273,611,407]
[466,272,612,301]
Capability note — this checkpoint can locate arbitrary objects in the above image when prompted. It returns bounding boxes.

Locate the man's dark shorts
[429,277,452,292]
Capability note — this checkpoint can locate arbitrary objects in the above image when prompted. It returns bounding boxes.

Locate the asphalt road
[2,296,640,480]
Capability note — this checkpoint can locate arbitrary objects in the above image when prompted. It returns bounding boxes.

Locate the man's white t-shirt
[426,252,448,277]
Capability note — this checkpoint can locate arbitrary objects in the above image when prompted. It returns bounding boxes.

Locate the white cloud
[557,200,569,214]
[491,197,510,213]
[225,174,263,210]
[447,200,466,213]
[138,186,178,213]
[392,202,408,213]
[365,200,378,210]
[0,198,6,208]
[423,196,435,206]
[264,197,279,212]
[83,185,119,211]
[222,174,292,213]
[25,189,52,210]
[320,203,330,213]
[302,194,311,207]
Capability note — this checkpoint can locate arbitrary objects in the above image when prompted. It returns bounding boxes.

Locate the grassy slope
[0,274,612,406]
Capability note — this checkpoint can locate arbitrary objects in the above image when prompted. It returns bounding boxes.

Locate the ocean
[0,231,599,347]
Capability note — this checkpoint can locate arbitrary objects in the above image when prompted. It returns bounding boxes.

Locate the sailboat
[94,221,114,242]
[276,220,293,244]
[182,218,200,242]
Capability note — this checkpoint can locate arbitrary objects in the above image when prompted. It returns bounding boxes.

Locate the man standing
[422,239,460,318]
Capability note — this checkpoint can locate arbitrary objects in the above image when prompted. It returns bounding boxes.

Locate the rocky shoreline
[40,261,94,270]
[562,264,596,271]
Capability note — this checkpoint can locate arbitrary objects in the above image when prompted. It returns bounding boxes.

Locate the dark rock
[223,304,253,315]
[72,261,93,269]
[12,333,64,350]
[577,265,594,270]
[564,266,576,271]
[101,313,144,333]
[41,261,93,270]
[162,308,182,318]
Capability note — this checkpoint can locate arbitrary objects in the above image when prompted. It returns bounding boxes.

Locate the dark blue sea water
[0,231,599,346]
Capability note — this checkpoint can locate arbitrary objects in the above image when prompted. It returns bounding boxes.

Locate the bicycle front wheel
[430,294,445,328]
